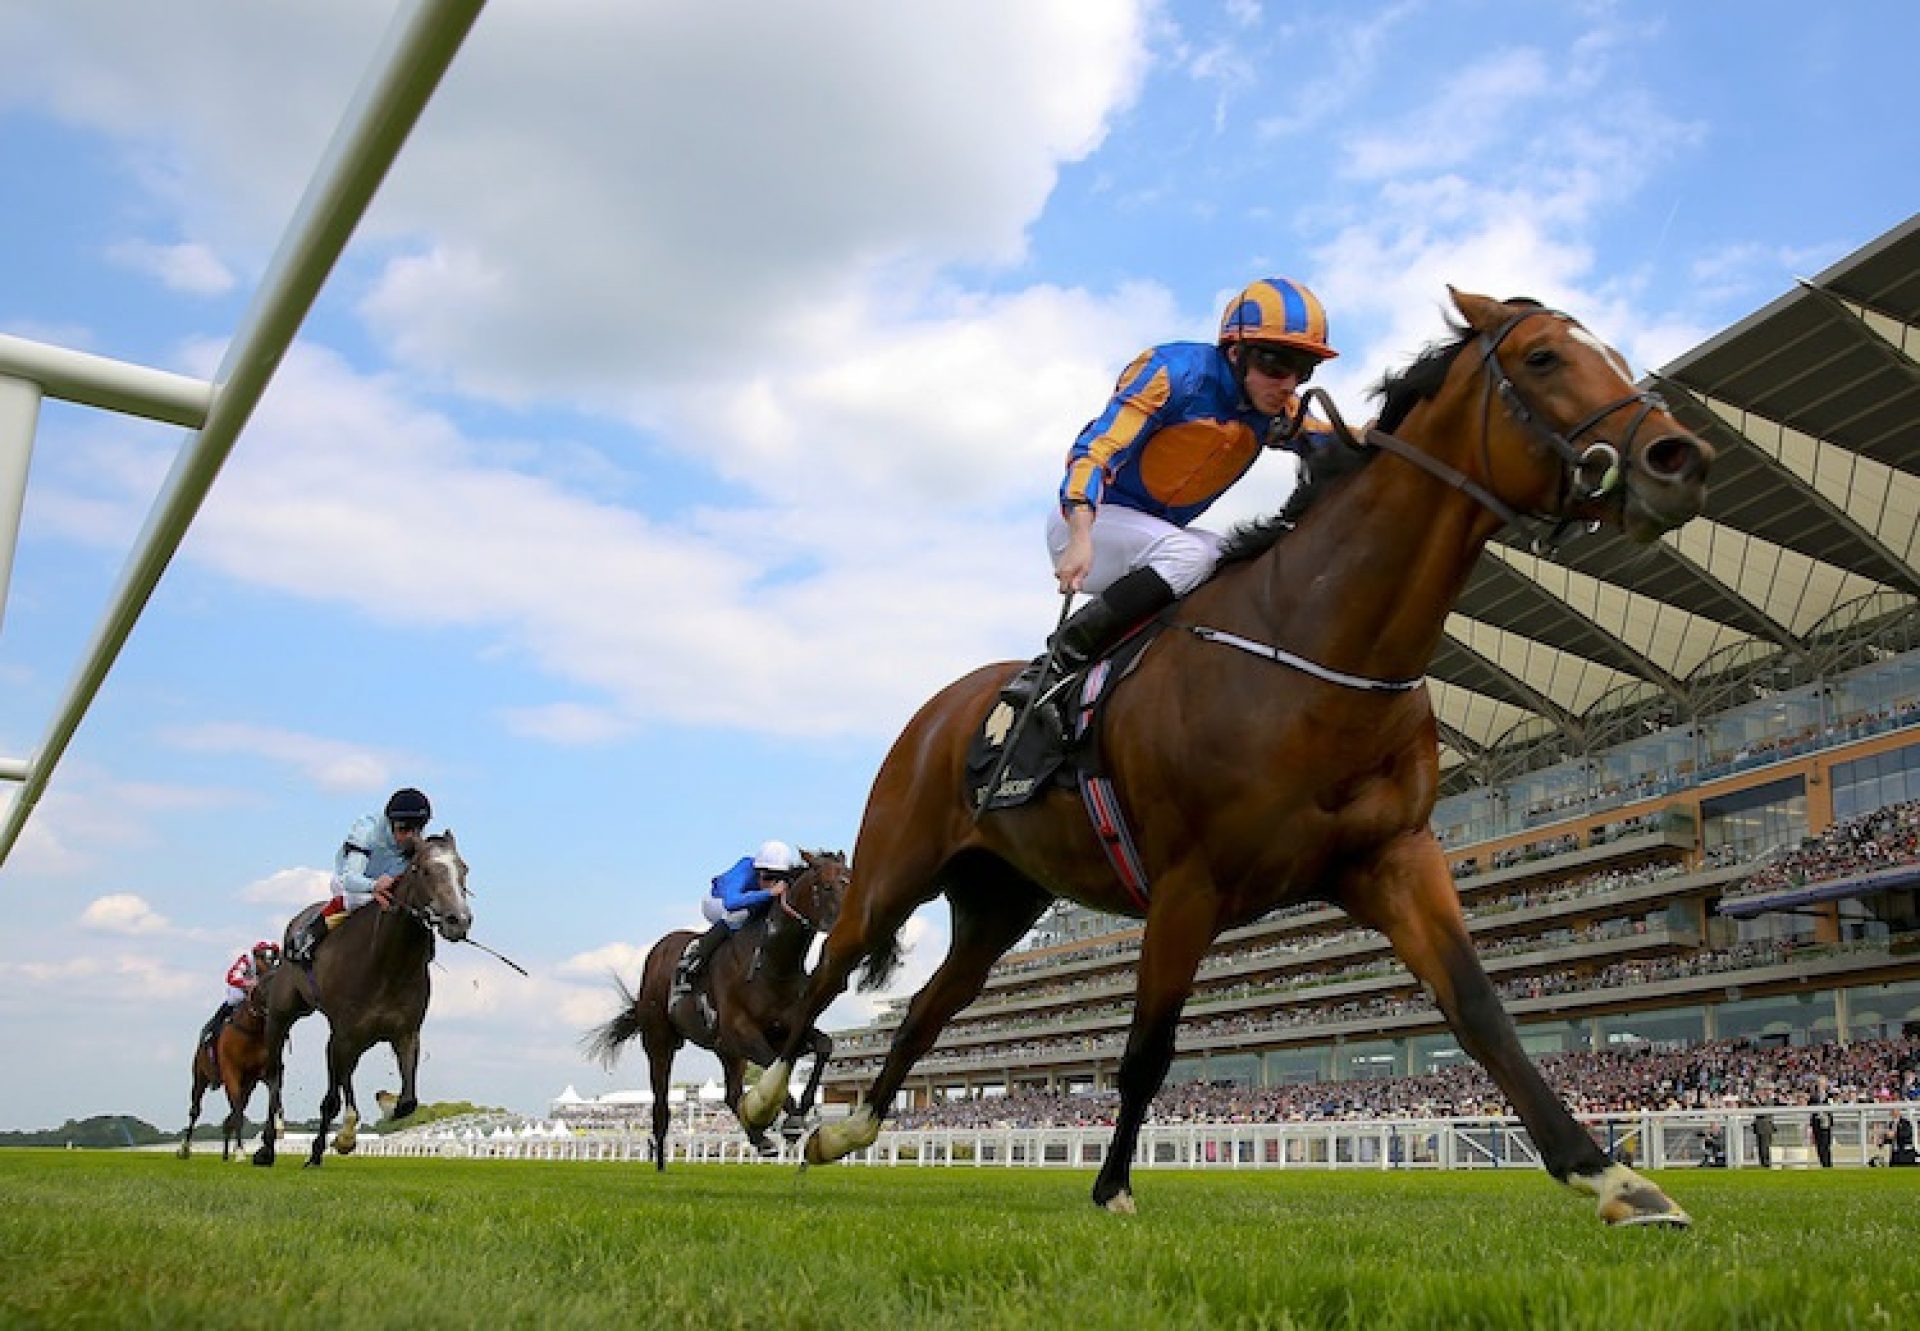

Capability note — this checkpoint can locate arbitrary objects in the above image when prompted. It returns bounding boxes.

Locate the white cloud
[104,238,234,296]
[554,941,652,983]
[239,866,331,909]
[160,722,399,791]
[80,893,169,935]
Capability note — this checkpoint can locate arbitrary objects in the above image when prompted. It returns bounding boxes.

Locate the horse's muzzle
[438,910,472,943]
[1622,431,1712,541]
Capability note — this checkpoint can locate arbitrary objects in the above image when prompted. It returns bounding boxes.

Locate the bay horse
[176,970,276,1161]
[250,831,473,1168]
[743,290,1712,1226]
[583,849,848,1168]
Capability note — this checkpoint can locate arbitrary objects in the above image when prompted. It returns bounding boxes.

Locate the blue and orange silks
[1059,342,1330,526]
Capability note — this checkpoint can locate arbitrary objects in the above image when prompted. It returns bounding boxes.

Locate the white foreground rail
[0,0,486,871]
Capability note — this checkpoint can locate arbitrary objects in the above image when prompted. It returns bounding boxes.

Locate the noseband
[1283,307,1670,555]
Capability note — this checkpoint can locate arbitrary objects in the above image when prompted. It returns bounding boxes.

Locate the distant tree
[369,1100,509,1134]
[0,1115,168,1148]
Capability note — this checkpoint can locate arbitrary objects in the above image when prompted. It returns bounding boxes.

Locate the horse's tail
[857,931,905,993]
[581,973,645,1069]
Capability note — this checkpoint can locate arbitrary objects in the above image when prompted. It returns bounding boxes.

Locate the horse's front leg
[790,1028,835,1125]
[219,1066,249,1162]
[1092,880,1217,1214]
[331,1048,367,1156]
[306,1034,348,1168]
[1344,832,1689,1228]
[376,1030,422,1123]
[721,1053,776,1155]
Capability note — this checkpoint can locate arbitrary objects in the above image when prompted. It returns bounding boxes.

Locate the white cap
[753,839,799,872]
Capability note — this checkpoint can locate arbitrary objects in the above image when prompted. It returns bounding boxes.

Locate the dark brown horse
[583,849,848,1167]
[176,971,275,1161]
[251,832,473,1168]
[743,291,1712,1226]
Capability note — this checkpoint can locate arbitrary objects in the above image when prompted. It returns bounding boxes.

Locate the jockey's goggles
[1245,344,1319,383]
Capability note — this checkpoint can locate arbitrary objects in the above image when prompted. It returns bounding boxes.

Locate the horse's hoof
[251,1149,275,1168]
[1579,1164,1691,1229]
[302,1158,324,1170]
[801,1130,836,1167]
[1099,1190,1137,1215]
[334,1138,358,1156]
[175,1145,191,1160]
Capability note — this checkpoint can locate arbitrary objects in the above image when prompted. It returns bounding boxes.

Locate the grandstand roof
[1434,212,1920,785]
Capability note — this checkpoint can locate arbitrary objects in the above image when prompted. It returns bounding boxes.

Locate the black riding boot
[198,1003,231,1052]
[677,922,729,992]
[1000,566,1178,712]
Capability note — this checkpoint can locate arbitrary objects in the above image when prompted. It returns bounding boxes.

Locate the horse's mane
[1217,298,1543,566]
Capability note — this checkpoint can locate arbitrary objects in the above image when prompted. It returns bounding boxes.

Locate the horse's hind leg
[252,1015,293,1168]
[1090,874,1220,1212]
[807,861,1049,1165]
[643,1020,679,1171]
[1344,834,1688,1228]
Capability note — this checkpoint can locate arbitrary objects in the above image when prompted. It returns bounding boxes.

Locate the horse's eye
[1524,346,1558,371]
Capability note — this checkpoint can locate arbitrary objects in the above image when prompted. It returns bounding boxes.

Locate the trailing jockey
[671,840,804,1013]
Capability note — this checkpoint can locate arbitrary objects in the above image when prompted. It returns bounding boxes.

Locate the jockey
[197,939,281,1052]
[673,840,802,998]
[287,787,432,963]
[1000,277,1342,717]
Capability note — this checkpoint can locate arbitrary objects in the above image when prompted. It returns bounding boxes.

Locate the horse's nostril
[1644,435,1708,483]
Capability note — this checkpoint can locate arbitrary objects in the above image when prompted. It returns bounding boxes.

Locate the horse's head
[1441,289,1712,543]
[399,831,473,943]
[784,849,849,933]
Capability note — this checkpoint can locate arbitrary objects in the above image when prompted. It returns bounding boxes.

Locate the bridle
[774,858,845,933]
[1278,306,1671,555]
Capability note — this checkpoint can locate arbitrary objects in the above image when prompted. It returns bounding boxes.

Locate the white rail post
[0,375,43,646]
[0,0,486,870]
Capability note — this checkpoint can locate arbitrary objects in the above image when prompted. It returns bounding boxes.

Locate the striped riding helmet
[1217,277,1338,360]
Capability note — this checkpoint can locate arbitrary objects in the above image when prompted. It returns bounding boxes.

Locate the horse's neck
[341,900,433,973]
[1245,397,1504,682]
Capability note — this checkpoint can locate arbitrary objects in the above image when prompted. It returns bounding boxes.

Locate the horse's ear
[443,828,457,847]
[1448,287,1503,333]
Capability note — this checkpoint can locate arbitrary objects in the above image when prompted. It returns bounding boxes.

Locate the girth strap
[1186,625,1424,693]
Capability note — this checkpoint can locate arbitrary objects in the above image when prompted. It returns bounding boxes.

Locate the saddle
[966,620,1167,813]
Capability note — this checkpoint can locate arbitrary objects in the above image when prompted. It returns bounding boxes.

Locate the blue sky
[0,0,1914,1131]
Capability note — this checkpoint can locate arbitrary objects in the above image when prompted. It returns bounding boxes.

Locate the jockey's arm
[332,814,382,909]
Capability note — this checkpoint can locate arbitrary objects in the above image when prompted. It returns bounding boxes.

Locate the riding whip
[460,936,529,976]
[972,590,1076,821]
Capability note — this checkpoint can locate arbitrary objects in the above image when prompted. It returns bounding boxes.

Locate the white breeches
[701,896,749,929]
[1046,504,1223,597]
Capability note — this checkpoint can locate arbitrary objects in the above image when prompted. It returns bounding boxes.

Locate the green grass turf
[2,1151,1915,1329]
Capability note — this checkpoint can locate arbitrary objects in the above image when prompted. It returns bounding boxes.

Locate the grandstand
[818,213,1920,1126]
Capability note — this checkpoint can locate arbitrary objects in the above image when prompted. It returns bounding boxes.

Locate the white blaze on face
[1566,324,1635,384]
